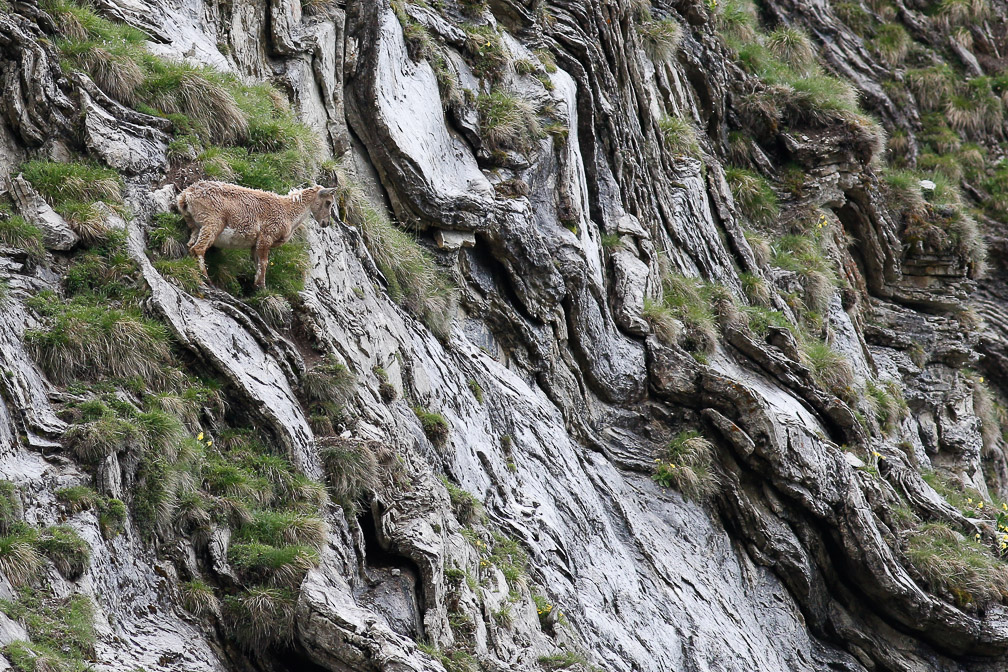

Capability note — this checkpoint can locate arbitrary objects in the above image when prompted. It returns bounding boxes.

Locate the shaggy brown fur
[176,181,336,288]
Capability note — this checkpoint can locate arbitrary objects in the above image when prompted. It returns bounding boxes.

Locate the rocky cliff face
[2,0,1008,670]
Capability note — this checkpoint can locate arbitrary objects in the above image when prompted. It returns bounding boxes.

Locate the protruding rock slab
[123,220,319,479]
[9,173,78,250]
[81,89,168,174]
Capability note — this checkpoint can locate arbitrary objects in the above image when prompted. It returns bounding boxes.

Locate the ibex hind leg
[189,222,220,280]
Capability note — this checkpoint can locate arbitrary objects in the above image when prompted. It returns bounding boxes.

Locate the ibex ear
[318,187,336,197]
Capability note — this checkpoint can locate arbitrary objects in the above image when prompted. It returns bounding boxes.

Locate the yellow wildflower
[197,432,204,441]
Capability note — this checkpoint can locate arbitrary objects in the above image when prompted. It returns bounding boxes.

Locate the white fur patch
[213,229,256,249]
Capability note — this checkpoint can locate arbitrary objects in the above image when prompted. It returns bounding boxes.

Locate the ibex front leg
[254,239,271,289]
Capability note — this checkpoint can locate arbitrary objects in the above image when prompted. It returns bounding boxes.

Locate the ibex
[176,181,337,289]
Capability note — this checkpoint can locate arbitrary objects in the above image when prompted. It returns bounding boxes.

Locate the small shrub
[743,306,791,338]
[648,274,723,354]
[715,0,757,42]
[463,24,508,82]
[800,338,856,402]
[154,258,203,293]
[55,486,100,515]
[653,430,720,500]
[234,510,327,553]
[870,23,910,65]
[414,407,449,446]
[20,160,122,238]
[0,482,21,533]
[302,356,355,407]
[906,65,955,112]
[539,652,591,671]
[766,27,814,73]
[25,299,171,384]
[476,90,543,154]
[227,542,318,586]
[934,0,988,27]
[332,170,455,339]
[148,212,189,258]
[0,215,45,262]
[739,272,771,307]
[866,379,909,433]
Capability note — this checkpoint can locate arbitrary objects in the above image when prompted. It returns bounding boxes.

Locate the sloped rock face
[4,0,1008,670]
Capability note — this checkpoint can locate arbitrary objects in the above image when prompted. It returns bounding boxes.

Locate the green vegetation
[477,90,544,154]
[467,378,484,404]
[870,23,910,65]
[539,652,592,670]
[657,116,700,156]
[765,26,814,73]
[716,0,883,153]
[883,168,985,276]
[770,228,838,315]
[904,522,1008,609]
[866,379,909,434]
[799,339,855,403]
[639,15,682,60]
[37,526,90,580]
[48,0,320,195]
[61,398,182,465]
[24,295,170,384]
[319,437,386,510]
[441,476,483,525]
[414,407,449,446]
[653,430,719,500]
[181,580,220,618]
[0,210,45,262]
[148,212,189,259]
[0,481,20,533]
[223,587,296,651]
[644,272,746,356]
[463,24,508,82]
[1,587,95,672]
[0,526,41,587]
[57,486,127,539]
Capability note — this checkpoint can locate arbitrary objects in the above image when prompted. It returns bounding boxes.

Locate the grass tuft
[639,16,682,60]
[414,407,449,446]
[653,430,720,500]
[25,297,171,385]
[904,522,1008,609]
[223,587,296,651]
[726,167,779,225]
[658,116,700,156]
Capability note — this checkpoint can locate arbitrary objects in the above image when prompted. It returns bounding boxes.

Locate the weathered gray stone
[8,174,77,250]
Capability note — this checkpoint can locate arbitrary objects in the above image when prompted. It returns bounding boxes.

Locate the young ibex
[176,181,337,289]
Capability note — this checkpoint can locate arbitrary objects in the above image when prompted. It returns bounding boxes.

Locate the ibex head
[309,186,338,227]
